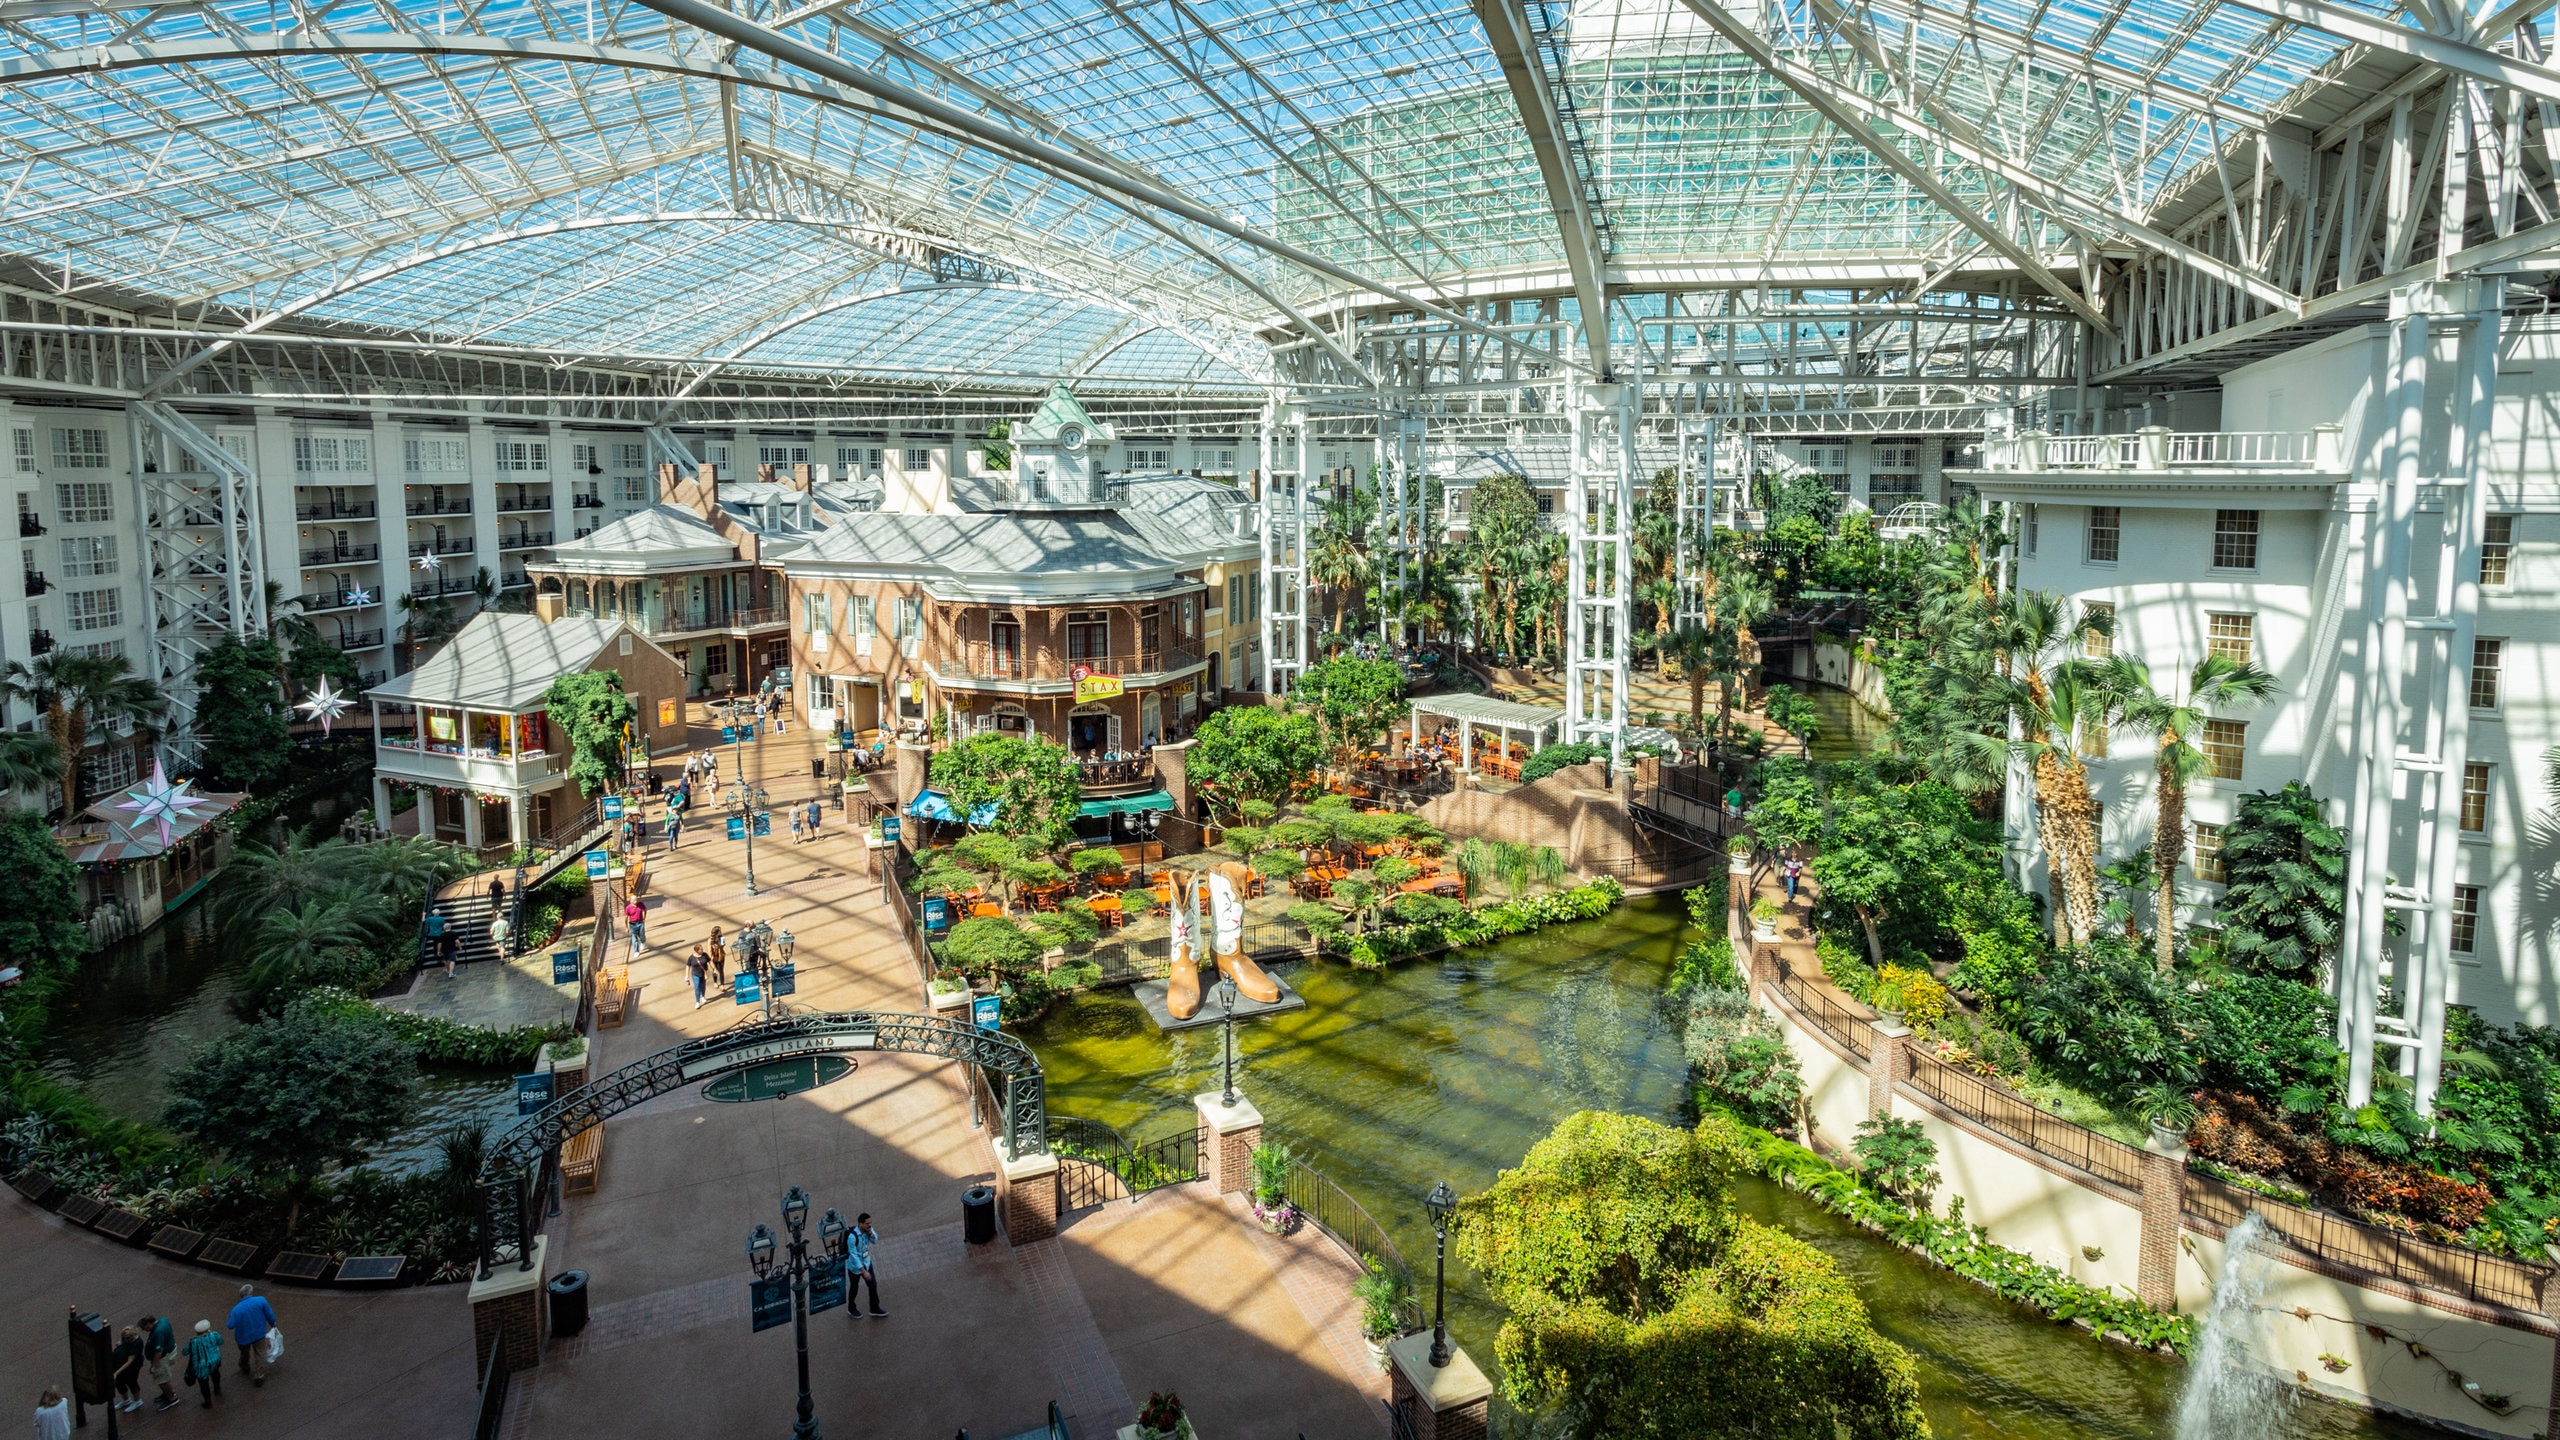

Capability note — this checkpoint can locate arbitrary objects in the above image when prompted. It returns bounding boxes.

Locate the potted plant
[2137,1083,2200,1151]
[1748,896,1782,943]
[1867,972,1909,1027]
[1351,1256,1405,1363]
[1135,1390,1195,1440]
[1247,1141,1300,1235]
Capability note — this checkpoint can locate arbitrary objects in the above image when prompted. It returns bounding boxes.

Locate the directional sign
[770,962,797,998]
[921,896,950,933]
[703,1054,855,1103]
[749,1275,793,1332]
[734,970,762,1006]
[584,849,609,880]
[601,794,625,820]
[808,1255,848,1314]
[879,815,900,841]
[972,993,1003,1031]
[727,815,747,842]
[551,949,580,985]
[514,1072,554,1116]
[753,811,772,838]
[722,725,738,743]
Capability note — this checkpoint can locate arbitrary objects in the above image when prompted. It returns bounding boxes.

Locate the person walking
[488,875,508,918]
[666,809,684,852]
[708,926,728,990]
[489,909,511,962]
[141,1313,178,1411]
[687,947,709,1009]
[227,1284,276,1387]
[32,1389,68,1440]
[788,806,805,845]
[1782,851,1805,903]
[625,897,647,957]
[426,909,452,976]
[805,797,822,840]
[185,1321,224,1408]
[110,1325,144,1412]
[847,1213,885,1317]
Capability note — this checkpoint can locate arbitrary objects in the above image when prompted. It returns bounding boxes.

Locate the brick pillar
[996,1145,1060,1246]
[2139,1128,2189,1310]
[1196,1092,1263,1195]
[1867,1018,1910,1120]
[468,1235,549,1372]
[1155,738,1195,820]
[1387,1333,1493,1440]
[893,741,930,813]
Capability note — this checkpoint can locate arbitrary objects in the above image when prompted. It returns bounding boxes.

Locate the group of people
[684,921,793,1008]
[426,875,513,978]
[35,1286,280,1432]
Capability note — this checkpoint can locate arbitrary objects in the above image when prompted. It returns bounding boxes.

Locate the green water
[1022,896,2428,1439]
[1805,683,1893,763]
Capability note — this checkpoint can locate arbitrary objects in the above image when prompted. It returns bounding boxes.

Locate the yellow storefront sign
[1074,674,1124,705]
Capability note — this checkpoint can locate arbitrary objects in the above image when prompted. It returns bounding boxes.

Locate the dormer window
[1029,460,1053,500]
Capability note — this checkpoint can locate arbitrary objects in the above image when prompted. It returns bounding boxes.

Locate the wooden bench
[595,966,632,1027]
[561,1126,603,1195]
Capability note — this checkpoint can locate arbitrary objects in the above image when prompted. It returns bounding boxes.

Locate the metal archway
[475,1011,1047,1276]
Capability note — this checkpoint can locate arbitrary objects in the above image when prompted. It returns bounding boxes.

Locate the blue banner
[721,725,738,743]
[753,811,772,837]
[879,816,900,841]
[807,1256,847,1314]
[727,815,747,841]
[514,1072,554,1115]
[583,849,609,879]
[972,993,1003,1031]
[749,1275,793,1333]
[770,962,796,998]
[601,794,625,820]
[734,971,761,1006]
[922,896,950,932]
[551,949,579,985]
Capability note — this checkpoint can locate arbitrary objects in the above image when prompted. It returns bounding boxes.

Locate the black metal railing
[410,537,475,557]
[1286,1159,1415,1318]
[21,570,46,597]
[2183,1170,2552,1314]
[340,628,387,651]
[471,1326,509,1440]
[1050,1117,1203,1209]
[28,629,56,654]
[498,530,554,550]
[300,543,380,565]
[16,513,42,537]
[1900,1048,2145,1192]
[408,496,472,515]
[496,495,551,513]
[1772,961,1872,1062]
[295,501,376,520]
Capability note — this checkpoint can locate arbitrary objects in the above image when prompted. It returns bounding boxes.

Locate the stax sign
[1071,665,1124,705]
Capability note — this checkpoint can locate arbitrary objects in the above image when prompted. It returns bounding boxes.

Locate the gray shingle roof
[539,505,738,571]
[367,613,648,710]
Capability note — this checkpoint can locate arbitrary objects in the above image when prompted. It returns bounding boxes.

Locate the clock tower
[1008,382,1119,507]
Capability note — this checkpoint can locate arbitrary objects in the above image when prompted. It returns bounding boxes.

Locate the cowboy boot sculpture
[1209,862,1281,1004]
[1164,866,1204,1020]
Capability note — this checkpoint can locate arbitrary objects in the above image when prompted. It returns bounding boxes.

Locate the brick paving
[1230,1193,1392,1405]
[1015,1235,1140,1437]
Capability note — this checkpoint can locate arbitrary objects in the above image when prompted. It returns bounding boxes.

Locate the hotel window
[616,476,649,503]
[1225,575,1244,618]
[904,448,934,471]
[51,427,108,470]
[893,598,922,639]
[2200,718,2247,781]
[494,439,549,472]
[65,587,121,632]
[1066,610,1109,660]
[2212,510,2260,570]
[12,426,34,472]
[850,595,877,636]
[60,535,115,577]
[615,442,647,471]
[82,746,136,793]
[2085,506,2121,564]
[838,446,882,477]
[759,443,813,468]
[2082,601,2114,659]
[803,594,831,634]
[2461,762,2492,833]
[2451,885,2480,954]
[571,443,601,474]
[1130,448,1171,472]
[296,434,373,473]
[404,436,468,472]
[2207,613,2255,666]
[1199,448,1238,473]
[55,482,112,525]
[2471,637,2504,710]
[2191,822,2226,884]
[2481,515,2516,586]
[2023,503,2039,556]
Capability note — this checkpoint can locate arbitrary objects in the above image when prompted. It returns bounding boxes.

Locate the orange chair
[971,902,1004,920]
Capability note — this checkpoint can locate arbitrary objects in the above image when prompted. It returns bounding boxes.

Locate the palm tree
[1711,563,1774,701]
[1310,488,1378,635]
[1640,621,1718,734]
[2,651,168,815]
[398,591,460,667]
[243,893,392,998]
[1952,655,2111,948]
[0,730,62,805]
[2098,652,2279,970]
[219,835,369,931]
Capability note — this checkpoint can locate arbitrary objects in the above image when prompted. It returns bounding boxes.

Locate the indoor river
[1021,894,2430,1440]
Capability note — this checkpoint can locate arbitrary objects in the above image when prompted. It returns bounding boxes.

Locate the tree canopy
[0,806,87,999]
[544,670,637,797]
[2215,781,2349,978]
[1453,1111,1926,1440]
[930,732,1083,853]
[163,999,419,1184]
[194,635,295,792]
[1289,656,1405,763]
[1187,705,1325,818]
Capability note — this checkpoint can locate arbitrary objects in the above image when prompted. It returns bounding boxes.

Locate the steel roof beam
[1471,0,1615,379]
[2227,0,2560,102]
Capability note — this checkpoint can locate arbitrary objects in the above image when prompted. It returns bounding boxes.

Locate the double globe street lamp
[729,781,771,897]
[747,1186,852,1440]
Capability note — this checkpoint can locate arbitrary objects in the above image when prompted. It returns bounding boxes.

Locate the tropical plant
[1760,683,1820,758]
[191,635,295,793]
[0,729,63,803]
[1288,656,1405,764]
[1351,1255,1407,1343]
[1518,741,1602,782]
[1309,484,1378,635]
[1639,621,1722,735]
[2097,652,2279,970]
[1850,1116,1941,1207]
[544,670,638,798]
[2,649,168,814]
[0,806,87,991]
[1683,986,1804,1132]
[1249,1140,1292,1207]
[2215,782,2351,979]
[162,999,420,1233]
[930,732,1083,854]
[1187,704,1325,817]
[1948,642,2109,947]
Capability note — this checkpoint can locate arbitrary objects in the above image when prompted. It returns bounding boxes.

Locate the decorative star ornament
[415,551,441,572]
[295,678,354,736]
[115,759,209,851]
[344,585,375,607]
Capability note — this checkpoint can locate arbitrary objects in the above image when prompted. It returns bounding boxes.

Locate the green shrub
[1850,1116,1941,1207]
[1682,986,1803,1133]
[1518,741,1604,783]
[1323,878,1624,969]
[944,916,1045,980]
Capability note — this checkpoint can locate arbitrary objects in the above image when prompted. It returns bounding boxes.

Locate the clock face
[1059,424,1086,453]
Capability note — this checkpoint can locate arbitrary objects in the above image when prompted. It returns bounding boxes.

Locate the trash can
[812,757,826,779]
[547,1269,590,1338]
[962,1185,998,1245]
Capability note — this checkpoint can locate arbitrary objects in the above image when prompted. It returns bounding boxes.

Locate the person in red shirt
[625,898,647,957]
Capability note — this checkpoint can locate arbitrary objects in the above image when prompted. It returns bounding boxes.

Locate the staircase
[418,800,614,970]
[424,891,505,968]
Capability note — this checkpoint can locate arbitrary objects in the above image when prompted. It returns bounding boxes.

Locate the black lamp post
[1424,1180,1456,1368]
[747,1185,848,1440]
[1215,975,1240,1106]
[730,781,770,896]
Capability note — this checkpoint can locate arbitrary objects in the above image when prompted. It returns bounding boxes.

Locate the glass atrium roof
[0,0,2390,389]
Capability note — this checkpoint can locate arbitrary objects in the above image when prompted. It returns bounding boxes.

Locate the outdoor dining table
[1086,893,1124,928]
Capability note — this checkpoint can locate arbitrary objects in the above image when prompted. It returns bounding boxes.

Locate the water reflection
[1021,896,2425,1439]
[34,901,512,1176]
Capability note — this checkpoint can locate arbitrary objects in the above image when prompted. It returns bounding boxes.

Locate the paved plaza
[4,710,1391,1440]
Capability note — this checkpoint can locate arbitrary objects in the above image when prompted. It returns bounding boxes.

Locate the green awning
[1078,788,1173,817]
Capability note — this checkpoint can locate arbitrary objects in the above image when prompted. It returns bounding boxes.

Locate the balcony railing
[29,629,56,654]
[572,493,605,509]
[1976,425,2345,475]
[22,570,47,597]
[411,574,483,599]
[296,501,378,521]
[17,514,43,537]
[937,641,1204,684]
[301,543,381,565]
[339,628,387,651]
[563,603,784,635]
[500,571,531,590]
[496,495,551,513]
[295,590,374,613]
[408,497,473,516]
[409,537,476,557]
[497,531,554,550]
[1077,757,1157,794]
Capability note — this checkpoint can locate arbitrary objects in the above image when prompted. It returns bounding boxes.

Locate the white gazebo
[1408,694,1568,775]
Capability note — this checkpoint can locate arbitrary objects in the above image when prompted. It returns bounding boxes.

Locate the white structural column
[1673,416,1715,628]
[1564,379,1635,767]
[1259,401,1311,696]
[131,402,269,766]
[2341,278,2501,1113]
[1377,413,1425,650]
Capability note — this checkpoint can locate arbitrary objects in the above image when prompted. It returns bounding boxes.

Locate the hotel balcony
[375,735,567,793]
[931,641,1205,694]
[1954,425,2351,508]
[300,542,381,565]
[562,603,784,637]
[497,530,555,551]
[409,536,476,558]
[296,500,378,521]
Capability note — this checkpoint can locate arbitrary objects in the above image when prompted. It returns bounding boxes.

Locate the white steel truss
[1258,402,1311,697]
[1563,377,1636,767]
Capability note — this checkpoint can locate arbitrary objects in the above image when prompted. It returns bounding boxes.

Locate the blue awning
[1077,788,1173,818]
[908,790,998,825]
